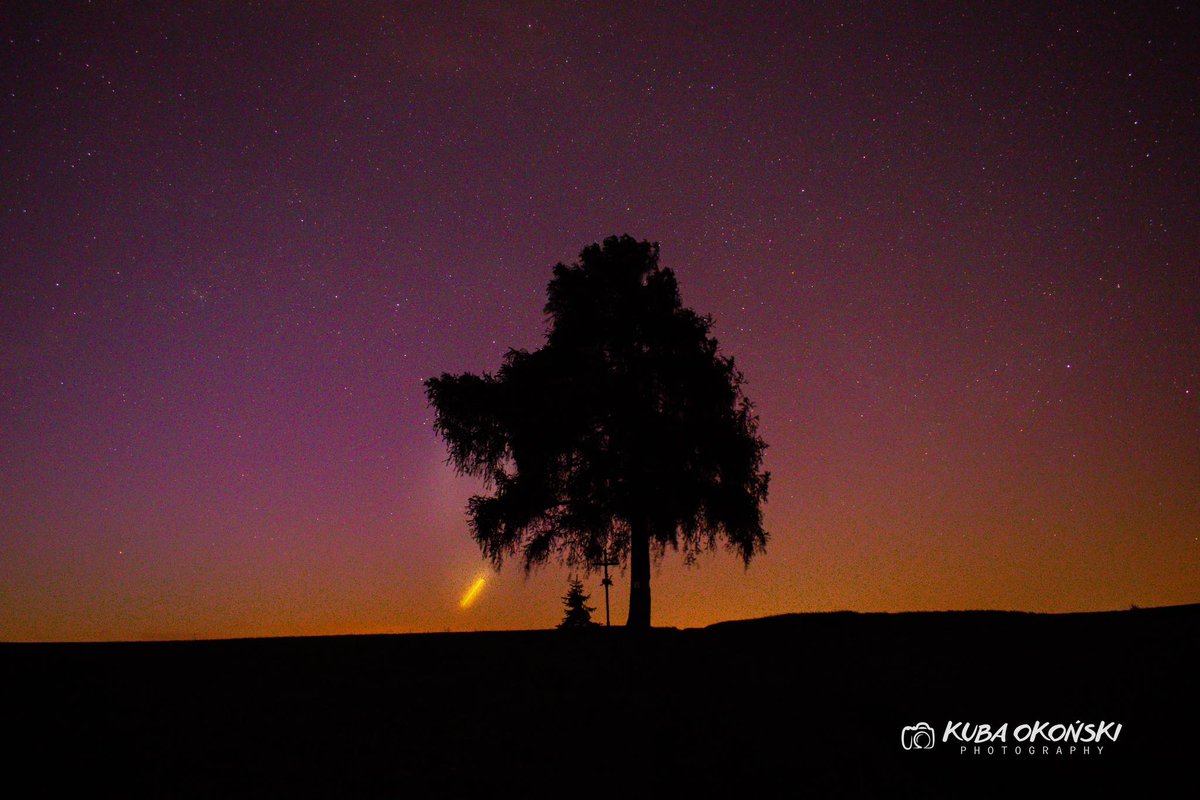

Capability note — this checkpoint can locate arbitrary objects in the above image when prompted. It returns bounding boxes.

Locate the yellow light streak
[459,576,486,609]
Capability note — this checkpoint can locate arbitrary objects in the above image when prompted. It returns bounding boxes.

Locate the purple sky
[1,2,1196,640]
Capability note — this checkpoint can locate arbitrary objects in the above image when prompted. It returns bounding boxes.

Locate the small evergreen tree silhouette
[559,577,596,629]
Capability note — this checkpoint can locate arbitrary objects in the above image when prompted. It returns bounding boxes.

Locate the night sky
[2,2,1196,641]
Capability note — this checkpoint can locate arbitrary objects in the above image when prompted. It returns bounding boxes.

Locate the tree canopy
[425,235,769,627]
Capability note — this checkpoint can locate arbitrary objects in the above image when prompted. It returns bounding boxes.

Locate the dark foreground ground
[3,604,1196,797]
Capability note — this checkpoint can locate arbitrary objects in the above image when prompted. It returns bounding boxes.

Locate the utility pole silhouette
[594,546,619,627]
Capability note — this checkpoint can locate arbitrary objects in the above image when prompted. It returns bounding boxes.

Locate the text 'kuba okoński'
[902,720,1122,756]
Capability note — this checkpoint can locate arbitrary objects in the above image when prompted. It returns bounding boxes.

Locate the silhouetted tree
[425,235,769,628]
[559,577,596,629]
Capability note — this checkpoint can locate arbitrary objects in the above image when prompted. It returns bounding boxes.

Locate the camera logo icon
[901,722,936,750]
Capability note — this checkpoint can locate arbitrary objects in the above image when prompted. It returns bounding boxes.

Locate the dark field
[4,604,1195,797]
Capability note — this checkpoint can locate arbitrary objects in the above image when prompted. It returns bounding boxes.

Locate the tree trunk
[626,518,651,628]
